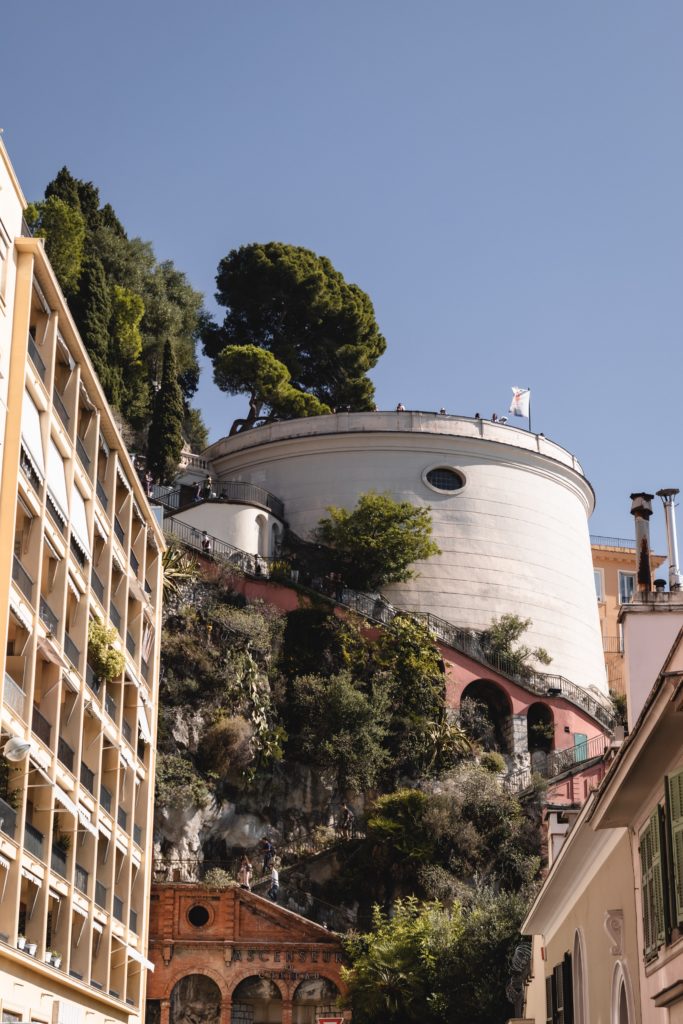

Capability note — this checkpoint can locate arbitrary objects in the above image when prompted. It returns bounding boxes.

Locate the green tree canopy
[202,242,386,427]
[26,196,86,294]
[315,491,441,591]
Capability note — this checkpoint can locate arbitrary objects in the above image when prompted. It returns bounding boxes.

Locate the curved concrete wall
[203,413,607,693]
[173,501,283,557]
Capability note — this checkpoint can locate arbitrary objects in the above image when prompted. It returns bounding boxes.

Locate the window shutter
[667,770,683,926]
[545,975,554,1024]
[554,962,565,1024]
[652,806,667,949]
[641,818,655,958]
[562,952,574,1024]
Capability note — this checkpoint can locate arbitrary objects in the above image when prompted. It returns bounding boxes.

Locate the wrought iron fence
[504,733,610,794]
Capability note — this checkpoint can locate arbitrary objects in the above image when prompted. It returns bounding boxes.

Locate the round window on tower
[422,466,466,494]
[187,904,211,928]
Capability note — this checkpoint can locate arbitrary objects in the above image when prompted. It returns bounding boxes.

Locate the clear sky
[3,1,683,550]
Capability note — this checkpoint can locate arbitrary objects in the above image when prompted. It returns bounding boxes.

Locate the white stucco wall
[621,602,683,727]
[173,501,283,557]
[203,412,607,692]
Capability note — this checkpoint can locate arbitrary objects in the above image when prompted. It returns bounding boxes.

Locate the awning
[78,805,98,838]
[21,393,45,480]
[21,866,42,888]
[70,485,91,561]
[9,593,33,631]
[120,746,134,770]
[92,920,104,933]
[66,574,81,600]
[127,945,154,972]
[111,547,126,573]
[36,635,69,669]
[0,855,10,871]
[48,888,61,901]
[132,500,144,522]
[98,819,112,840]
[137,706,152,745]
[94,512,108,541]
[72,902,88,919]
[116,463,132,493]
[47,438,69,523]
[56,334,75,371]
[54,785,79,817]
[99,432,110,459]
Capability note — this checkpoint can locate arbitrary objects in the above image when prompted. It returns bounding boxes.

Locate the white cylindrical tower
[204,412,607,693]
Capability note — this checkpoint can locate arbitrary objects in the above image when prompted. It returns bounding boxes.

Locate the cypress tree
[70,255,121,404]
[147,339,185,483]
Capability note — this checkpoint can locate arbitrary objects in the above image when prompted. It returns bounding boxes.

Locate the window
[593,570,604,602]
[187,904,210,927]
[639,807,666,960]
[423,466,465,493]
[546,953,574,1023]
[0,218,10,311]
[618,572,635,605]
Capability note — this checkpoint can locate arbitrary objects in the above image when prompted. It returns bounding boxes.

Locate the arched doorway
[611,961,634,1024]
[527,702,554,754]
[256,515,269,557]
[271,522,282,557]
[292,977,342,1024]
[170,975,221,1024]
[572,930,588,1024]
[459,680,512,752]
[231,977,282,1024]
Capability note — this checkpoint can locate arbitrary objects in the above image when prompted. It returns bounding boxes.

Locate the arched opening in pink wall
[527,702,555,754]
[460,679,512,753]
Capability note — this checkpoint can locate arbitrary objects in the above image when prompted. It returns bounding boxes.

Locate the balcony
[3,673,26,719]
[117,807,128,832]
[46,496,66,535]
[80,762,95,795]
[76,436,91,474]
[85,664,101,695]
[57,736,74,773]
[100,785,112,814]
[95,880,108,909]
[129,550,139,576]
[122,719,132,744]
[126,632,136,657]
[39,597,59,635]
[51,844,68,878]
[32,706,52,747]
[20,446,41,492]
[133,823,142,847]
[114,516,124,545]
[24,821,44,860]
[70,536,87,568]
[91,571,105,604]
[96,479,108,511]
[12,556,34,604]
[64,632,80,670]
[74,862,89,895]
[0,796,17,840]
[109,602,121,633]
[144,579,152,596]
[129,908,138,933]
[105,693,117,721]
[141,658,149,681]
[27,330,46,382]
[113,895,124,922]
[52,388,70,430]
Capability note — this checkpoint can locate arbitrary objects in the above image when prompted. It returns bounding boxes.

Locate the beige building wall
[0,139,165,1024]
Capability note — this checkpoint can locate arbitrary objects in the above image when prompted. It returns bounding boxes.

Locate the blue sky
[3,1,683,549]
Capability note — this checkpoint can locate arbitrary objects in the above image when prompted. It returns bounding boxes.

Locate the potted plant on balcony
[16,932,26,949]
[26,940,37,955]
[87,620,125,686]
[44,947,53,963]
[51,948,62,968]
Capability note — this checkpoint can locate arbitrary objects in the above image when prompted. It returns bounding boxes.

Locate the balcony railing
[12,556,34,604]
[590,534,636,550]
[74,863,89,895]
[100,785,112,814]
[602,636,624,654]
[129,550,139,575]
[80,762,95,795]
[57,736,74,773]
[141,658,149,681]
[64,632,80,670]
[113,895,124,922]
[126,632,136,657]
[27,331,46,382]
[39,597,59,635]
[32,706,52,747]
[76,436,91,473]
[95,880,108,908]
[122,720,132,744]
[133,824,142,846]
[105,693,117,721]
[96,479,108,511]
[91,571,105,604]
[109,603,121,632]
[52,388,70,429]
[114,517,124,544]
[0,796,17,840]
[117,807,128,832]
[3,673,26,718]
[51,844,68,878]
[85,664,101,695]
[20,446,42,492]
[24,821,44,860]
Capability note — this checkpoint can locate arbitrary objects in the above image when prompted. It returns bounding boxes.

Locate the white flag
[509,387,530,418]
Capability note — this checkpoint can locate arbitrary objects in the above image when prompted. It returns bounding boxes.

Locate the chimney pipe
[656,489,683,590]
[630,492,654,592]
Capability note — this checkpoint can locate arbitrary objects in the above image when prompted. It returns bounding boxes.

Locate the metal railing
[217,481,285,519]
[3,673,26,718]
[602,636,624,654]
[100,785,112,814]
[105,693,117,721]
[133,824,142,846]
[149,484,180,509]
[165,519,616,731]
[27,331,46,381]
[0,796,17,840]
[12,556,34,604]
[96,479,109,511]
[95,881,108,908]
[57,736,74,772]
[76,436,91,473]
[80,762,95,795]
[109,602,121,632]
[32,706,52,747]
[504,734,610,794]
[126,632,136,657]
[114,516,125,544]
[52,388,70,429]
[129,550,139,575]
[64,632,80,669]
[74,863,89,895]
[91,571,105,604]
[129,909,138,933]
[85,664,101,695]
[117,807,128,832]
[113,895,124,922]
[590,534,636,550]
[39,597,59,634]
[51,844,68,878]
[122,720,132,744]
[24,822,44,860]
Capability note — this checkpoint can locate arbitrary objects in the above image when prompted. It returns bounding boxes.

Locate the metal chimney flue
[630,492,654,592]
[656,489,683,591]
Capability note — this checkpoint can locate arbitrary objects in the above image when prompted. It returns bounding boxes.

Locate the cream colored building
[0,141,165,1024]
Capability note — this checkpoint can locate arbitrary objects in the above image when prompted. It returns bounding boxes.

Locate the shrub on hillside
[198,716,254,777]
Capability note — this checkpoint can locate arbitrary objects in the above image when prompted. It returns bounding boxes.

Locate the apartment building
[0,141,165,1022]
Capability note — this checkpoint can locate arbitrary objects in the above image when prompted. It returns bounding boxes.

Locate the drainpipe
[656,489,683,590]
[629,493,654,592]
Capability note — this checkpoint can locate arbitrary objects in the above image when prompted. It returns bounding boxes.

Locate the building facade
[146,884,349,1024]
[0,141,164,1024]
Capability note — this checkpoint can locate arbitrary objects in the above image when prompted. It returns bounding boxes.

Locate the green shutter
[641,817,655,958]
[562,952,574,1024]
[652,806,667,948]
[641,809,666,960]
[667,770,683,926]
[546,975,554,1024]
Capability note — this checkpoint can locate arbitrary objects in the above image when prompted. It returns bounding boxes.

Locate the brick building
[146,884,349,1024]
